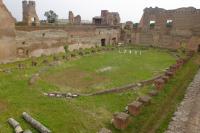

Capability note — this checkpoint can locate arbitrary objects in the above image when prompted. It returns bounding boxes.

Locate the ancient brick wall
[139,7,200,32]
[15,25,120,57]
[0,0,16,62]
[125,7,200,51]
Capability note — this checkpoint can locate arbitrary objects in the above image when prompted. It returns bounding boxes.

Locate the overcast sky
[3,0,200,23]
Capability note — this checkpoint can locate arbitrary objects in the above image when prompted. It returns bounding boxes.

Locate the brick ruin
[68,11,81,25]
[0,0,16,61]
[22,0,40,26]
[123,7,200,51]
[1,0,200,62]
[15,25,120,57]
[93,10,121,26]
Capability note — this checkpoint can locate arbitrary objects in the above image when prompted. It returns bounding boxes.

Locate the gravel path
[166,69,200,133]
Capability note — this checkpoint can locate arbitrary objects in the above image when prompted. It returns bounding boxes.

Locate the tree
[44,10,58,23]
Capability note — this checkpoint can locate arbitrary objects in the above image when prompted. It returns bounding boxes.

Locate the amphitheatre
[0,0,200,133]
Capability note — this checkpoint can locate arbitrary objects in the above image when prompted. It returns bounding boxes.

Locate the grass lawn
[0,47,188,133]
[40,49,175,94]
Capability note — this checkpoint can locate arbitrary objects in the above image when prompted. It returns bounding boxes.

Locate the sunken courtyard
[0,0,200,133]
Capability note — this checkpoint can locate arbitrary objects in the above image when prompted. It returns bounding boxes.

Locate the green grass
[40,49,175,94]
[0,48,193,133]
[109,54,200,133]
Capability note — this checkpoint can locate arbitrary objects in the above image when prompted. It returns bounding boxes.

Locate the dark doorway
[198,44,200,52]
[26,50,29,56]
[101,39,106,46]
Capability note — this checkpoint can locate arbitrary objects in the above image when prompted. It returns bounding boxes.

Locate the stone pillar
[138,96,152,105]
[112,112,130,129]
[69,11,74,24]
[128,101,143,116]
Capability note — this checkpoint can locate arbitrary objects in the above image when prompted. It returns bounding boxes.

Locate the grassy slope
[110,54,200,133]
[0,49,178,133]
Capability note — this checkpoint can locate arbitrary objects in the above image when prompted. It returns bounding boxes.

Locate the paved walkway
[166,69,200,133]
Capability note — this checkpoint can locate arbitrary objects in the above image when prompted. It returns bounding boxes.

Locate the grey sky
[4,0,200,23]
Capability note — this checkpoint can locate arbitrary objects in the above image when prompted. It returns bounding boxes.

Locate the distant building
[93,10,121,26]
[68,11,81,25]
[22,0,40,26]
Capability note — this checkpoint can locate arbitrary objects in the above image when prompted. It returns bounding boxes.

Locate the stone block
[176,59,184,66]
[162,76,170,83]
[165,71,174,77]
[98,128,112,133]
[148,90,159,96]
[112,112,130,130]
[169,65,177,73]
[138,96,152,105]
[128,101,143,116]
[154,78,165,90]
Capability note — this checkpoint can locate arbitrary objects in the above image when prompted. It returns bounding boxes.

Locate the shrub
[64,45,69,55]
[78,51,84,56]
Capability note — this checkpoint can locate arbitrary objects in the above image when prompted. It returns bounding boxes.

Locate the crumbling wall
[126,7,200,50]
[68,11,81,25]
[16,25,120,57]
[93,10,120,26]
[139,7,200,32]
[0,0,16,62]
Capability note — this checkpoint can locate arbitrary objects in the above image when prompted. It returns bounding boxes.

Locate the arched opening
[31,17,36,26]
[101,39,106,46]
[166,19,173,28]
[149,20,156,29]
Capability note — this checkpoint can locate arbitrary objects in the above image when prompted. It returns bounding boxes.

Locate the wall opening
[22,41,26,45]
[101,39,106,46]
[31,17,36,26]
[198,44,200,52]
[26,50,29,56]
[149,20,156,29]
[166,20,173,28]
